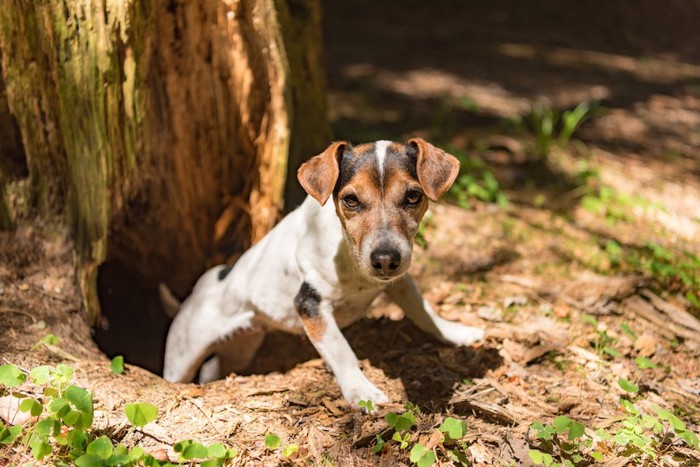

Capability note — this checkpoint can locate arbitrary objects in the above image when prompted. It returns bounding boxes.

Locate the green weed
[529,318,698,465]
[370,405,471,466]
[580,186,653,225]
[601,240,700,311]
[0,360,238,466]
[447,149,508,209]
[31,333,60,351]
[110,355,124,375]
[527,102,598,158]
[528,415,600,466]
[528,405,699,466]
[611,399,699,461]
[529,105,556,158]
[357,399,376,412]
[264,432,281,450]
[264,432,298,459]
[582,314,620,358]
[617,378,639,394]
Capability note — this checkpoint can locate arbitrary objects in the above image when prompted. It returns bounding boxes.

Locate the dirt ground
[2,1,700,465]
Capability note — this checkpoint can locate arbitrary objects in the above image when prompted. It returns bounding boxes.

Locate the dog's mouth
[363,260,410,282]
[370,270,403,281]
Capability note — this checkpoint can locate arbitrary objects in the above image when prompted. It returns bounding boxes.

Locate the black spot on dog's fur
[294,282,321,318]
[338,147,377,190]
[218,264,234,281]
[388,144,419,181]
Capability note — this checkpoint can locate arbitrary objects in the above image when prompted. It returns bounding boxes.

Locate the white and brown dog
[162,138,484,406]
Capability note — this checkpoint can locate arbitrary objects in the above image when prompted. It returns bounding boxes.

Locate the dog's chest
[330,286,382,329]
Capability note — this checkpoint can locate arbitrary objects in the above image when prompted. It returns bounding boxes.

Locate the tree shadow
[323,0,700,179]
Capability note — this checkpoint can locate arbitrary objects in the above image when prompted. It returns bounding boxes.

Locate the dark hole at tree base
[94,260,171,375]
[92,259,316,378]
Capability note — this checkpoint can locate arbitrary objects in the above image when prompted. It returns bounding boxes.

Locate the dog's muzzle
[370,247,401,277]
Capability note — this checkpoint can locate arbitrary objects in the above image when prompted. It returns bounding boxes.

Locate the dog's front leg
[386,274,484,346]
[295,282,389,407]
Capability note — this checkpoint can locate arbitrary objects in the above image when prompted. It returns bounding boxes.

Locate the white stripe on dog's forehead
[374,140,391,183]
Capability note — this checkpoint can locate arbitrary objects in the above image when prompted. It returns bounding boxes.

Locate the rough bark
[0,0,327,323]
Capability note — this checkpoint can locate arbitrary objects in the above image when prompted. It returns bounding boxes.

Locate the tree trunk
[276,0,332,209]
[0,0,329,326]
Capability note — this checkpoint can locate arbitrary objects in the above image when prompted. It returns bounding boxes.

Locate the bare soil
[2,1,700,465]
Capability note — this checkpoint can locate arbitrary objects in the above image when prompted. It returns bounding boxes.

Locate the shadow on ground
[324,0,700,169]
[245,317,502,413]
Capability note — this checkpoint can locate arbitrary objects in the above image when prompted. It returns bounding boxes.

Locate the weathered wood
[639,289,700,334]
[623,295,699,342]
[451,395,518,425]
[0,9,67,216]
[0,0,327,322]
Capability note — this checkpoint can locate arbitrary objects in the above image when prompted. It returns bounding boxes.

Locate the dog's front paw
[340,375,389,408]
[441,323,485,347]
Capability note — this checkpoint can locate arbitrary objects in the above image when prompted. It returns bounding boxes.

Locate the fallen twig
[450,397,518,425]
[623,295,698,342]
[0,307,36,322]
[639,289,700,334]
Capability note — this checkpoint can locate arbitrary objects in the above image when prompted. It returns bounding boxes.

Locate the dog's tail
[158,283,181,318]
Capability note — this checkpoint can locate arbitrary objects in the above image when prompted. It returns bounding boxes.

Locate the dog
[162,138,485,406]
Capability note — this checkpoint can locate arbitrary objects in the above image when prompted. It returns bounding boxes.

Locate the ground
[2,1,700,466]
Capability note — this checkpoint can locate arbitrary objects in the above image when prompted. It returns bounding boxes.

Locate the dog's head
[298,138,459,281]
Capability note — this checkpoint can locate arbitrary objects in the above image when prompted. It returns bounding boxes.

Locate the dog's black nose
[370,248,401,274]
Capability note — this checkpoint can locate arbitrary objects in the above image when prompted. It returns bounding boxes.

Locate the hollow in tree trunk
[0,0,330,332]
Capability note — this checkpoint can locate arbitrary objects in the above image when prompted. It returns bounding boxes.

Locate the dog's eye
[404,190,423,206]
[342,194,361,209]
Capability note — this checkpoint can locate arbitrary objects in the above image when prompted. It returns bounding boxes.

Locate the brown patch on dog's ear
[409,137,460,201]
[297,141,348,205]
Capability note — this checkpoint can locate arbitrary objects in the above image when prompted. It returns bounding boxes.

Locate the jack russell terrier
[162,138,485,406]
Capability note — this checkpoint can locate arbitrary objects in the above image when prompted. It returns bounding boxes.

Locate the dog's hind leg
[386,274,484,346]
[198,328,265,383]
[163,292,255,383]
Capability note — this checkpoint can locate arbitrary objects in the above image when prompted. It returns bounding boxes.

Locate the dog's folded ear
[298,141,348,205]
[409,138,460,201]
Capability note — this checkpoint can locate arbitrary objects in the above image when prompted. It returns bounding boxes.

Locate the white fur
[374,140,390,186]
[163,143,485,407]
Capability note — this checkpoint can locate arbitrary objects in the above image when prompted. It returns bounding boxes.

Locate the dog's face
[298,138,460,281]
